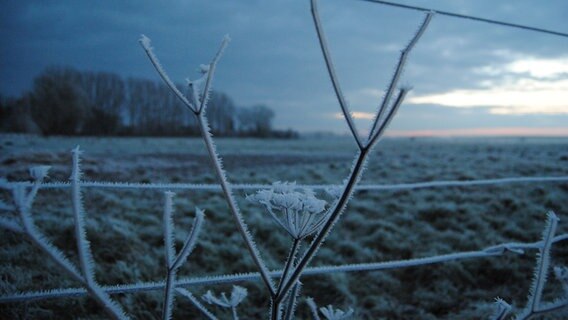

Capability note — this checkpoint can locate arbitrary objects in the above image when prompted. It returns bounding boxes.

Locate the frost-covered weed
[1,0,568,319]
[247,182,329,240]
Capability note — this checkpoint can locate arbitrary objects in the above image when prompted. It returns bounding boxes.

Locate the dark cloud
[1,0,567,134]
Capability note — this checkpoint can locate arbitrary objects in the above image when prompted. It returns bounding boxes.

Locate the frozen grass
[1,135,567,319]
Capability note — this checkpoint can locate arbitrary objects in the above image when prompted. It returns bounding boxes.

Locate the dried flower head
[325,185,343,199]
[29,166,51,181]
[307,297,355,320]
[247,181,329,240]
[320,305,354,320]
[202,285,247,308]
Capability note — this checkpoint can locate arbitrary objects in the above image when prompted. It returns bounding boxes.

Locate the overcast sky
[1,0,567,136]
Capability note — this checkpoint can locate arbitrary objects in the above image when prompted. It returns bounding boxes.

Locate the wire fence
[5,175,568,192]
[360,0,568,38]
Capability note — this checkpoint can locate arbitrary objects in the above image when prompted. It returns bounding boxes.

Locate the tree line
[0,66,298,138]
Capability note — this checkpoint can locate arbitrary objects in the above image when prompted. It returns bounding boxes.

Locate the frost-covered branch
[522,212,558,316]
[283,282,302,320]
[306,297,354,320]
[512,212,566,320]
[202,286,248,320]
[140,34,276,297]
[196,35,230,113]
[486,212,567,319]
[310,0,362,149]
[70,147,96,286]
[275,0,433,306]
[139,35,196,113]
[9,165,128,320]
[489,298,512,320]
[161,191,204,320]
[176,288,217,320]
[366,12,433,142]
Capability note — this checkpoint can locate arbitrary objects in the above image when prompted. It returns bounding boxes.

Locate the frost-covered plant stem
[195,114,276,296]
[275,1,433,304]
[277,239,301,297]
[141,3,431,315]
[70,148,128,319]
[140,34,276,298]
[70,147,96,286]
[161,191,205,320]
[310,0,362,149]
[366,13,433,142]
[15,186,84,282]
[489,298,512,320]
[515,211,561,320]
[231,305,239,320]
[276,150,366,304]
[283,282,302,320]
[272,239,301,319]
[176,288,218,320]
[13,170,128,320]
[162,191,177,320]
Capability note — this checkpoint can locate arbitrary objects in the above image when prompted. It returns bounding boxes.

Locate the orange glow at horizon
[385,127,568,137]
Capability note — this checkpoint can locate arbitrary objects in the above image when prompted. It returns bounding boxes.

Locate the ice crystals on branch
[488,298,511,320]
[319,304,354,320]
[325,185,343,199]
[306,297,354,320]
[202,285,247,308]
[29,166,51,181]
[247,182,329,240]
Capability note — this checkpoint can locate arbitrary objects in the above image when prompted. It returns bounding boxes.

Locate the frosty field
[1,135,567,319]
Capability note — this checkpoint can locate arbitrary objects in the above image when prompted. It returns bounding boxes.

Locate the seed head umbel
[248,181,330,240]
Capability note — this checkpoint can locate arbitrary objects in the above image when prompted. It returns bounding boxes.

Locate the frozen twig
[161,191,204,320]
[139,35,196,112]
[275,1,433,309]
[202,286,247,320]
[306,297,322,320]
[367,12,433,142]
[486,212,567,319]
[14,185,84,282]
[514,211,561,320]
[196,35,230,113]
[176,288,218,320]
[70,147,96,286]
[489,298,512,320]
[306,297,354,320]
[11,166,128,320]
[140,34,276,297]
[283,281,302,320]
[310,0,363,149]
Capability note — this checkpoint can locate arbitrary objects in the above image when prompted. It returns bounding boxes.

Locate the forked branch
[310,0,363,149]
[140,35,277,296]
[367,12,433,143]
[161,191,205,320]
[11,165,128,320]
[276,0,433,302]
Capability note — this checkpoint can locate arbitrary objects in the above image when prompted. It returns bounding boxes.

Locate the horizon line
[294,127,568,138]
